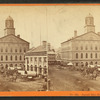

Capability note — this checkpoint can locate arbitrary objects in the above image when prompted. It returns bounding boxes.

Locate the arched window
[24,56,25,60]
[24,48,26,52]
[15,49,17,52]
[76,63,78,66]
[5,48,7,52]
[86,53,88,58]
[35,65,37,72]
[81,53,83,58]
[5,64,8,69]
[15,64,17,67]
[95,46,97,50]
[76,47,78,50]
[31,65,33,71]
[34,57,37,61]
[39,66,42,74]
[81,46,83,50]
[86,46,88,50]
[95,53,97,58]
[27,65,29,71]
[20,64,22,67]
[15,56,17,60]
[1,56,3,61]
[1,48,3,52]
[95,62,97,64]
[91,46,93,50]
[76,53,78,59]
[44,66,47,74]
[20,56,22,60]
[10,48,12,52]
[39,57,41,62]
[30,57,32,61]
[91,53,93,58]
[44,57,46,62]
[20,48,22,52]
[81,62,84,67]
[10,64,13,67]
[90,61,93,65]
[6,56,8,61]
[27,58,29,64]
[10,56,12,60]
[85,62,88,66]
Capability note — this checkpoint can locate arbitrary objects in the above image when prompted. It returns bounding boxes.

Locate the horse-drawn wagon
[81,65,98,80]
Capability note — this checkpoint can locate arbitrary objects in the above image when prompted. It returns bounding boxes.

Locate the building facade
[25,41,48,76]
[0,16,29,68]
[61,14,100,67]
[48,43,56,65]
[56,47,62,64]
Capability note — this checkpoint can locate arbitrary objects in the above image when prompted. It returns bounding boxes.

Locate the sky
[0,6,100,49]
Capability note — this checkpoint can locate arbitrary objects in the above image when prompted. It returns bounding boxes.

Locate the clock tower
[4,16,15,36]
[84,13,95,33]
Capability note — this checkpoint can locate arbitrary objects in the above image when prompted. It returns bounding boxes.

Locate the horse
[6,68,18,82]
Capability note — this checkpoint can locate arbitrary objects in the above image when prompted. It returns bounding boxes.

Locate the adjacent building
[0,16,29,69]
[25,41,48,76]
[48,43,56,65]
[61,14,100,67]
[56,47,62,64]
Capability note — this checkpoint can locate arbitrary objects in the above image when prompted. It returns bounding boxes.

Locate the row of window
[76,46,99,50]
[1,63,24,68]
[0,55,23,61]
[76,53,98,59]
[27,65,47,74]
[26,57,47,63]
[0,48,26,53]
[75,61,97,66]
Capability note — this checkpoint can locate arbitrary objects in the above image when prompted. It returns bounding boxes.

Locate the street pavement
[0,75,44,91]
[49,65,100,91]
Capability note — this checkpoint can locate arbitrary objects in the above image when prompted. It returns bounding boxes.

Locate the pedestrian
[44,77,47,82]
[48,79,51,91]
[43,81,47,91]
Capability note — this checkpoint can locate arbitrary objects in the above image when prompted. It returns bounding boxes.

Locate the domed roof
[86,13,93,18]
[6,16,13,20]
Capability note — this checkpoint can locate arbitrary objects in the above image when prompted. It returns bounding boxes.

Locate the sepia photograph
[0,5,100,92]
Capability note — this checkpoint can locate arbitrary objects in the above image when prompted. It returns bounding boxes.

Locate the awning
[88,65,95,68]
[67,62,73,66]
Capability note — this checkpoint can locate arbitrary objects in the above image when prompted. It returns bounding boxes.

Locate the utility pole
[46,6,49,91]
[40,23,41,45]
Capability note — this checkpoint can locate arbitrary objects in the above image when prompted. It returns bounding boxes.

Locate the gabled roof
[25,45,47,56]
[30,45,47,52]
[6,16,13,21]
[0,34,29,44]
[61,32,100,44]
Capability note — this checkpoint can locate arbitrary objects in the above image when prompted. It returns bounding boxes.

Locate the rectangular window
[44,57,46,62]
[39,57,41,62]
[27,65,29,71]
[27,58,29,64]
[30,57,33,61]
[34,57,37,62]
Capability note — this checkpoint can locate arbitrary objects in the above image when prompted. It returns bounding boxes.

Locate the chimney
[74,30,77,37]
[48,43,51,51]
[97,32,100,36]
[17,35,20,38]
[42,41,47,47]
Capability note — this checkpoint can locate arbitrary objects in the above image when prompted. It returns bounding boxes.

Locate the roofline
[61,31,99,44]
[0,34,30,44]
